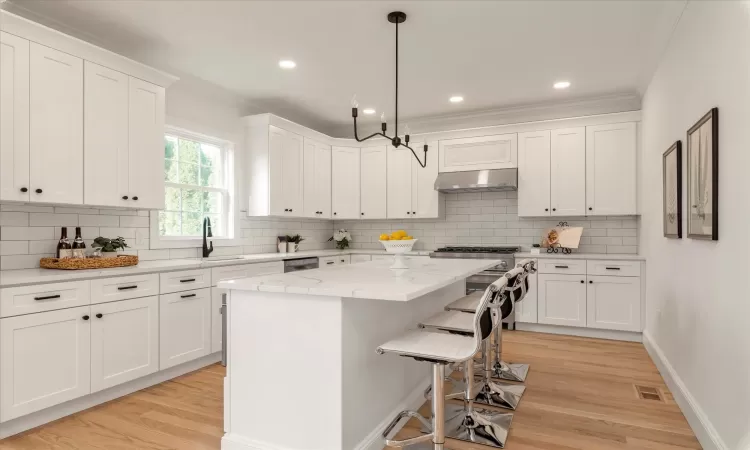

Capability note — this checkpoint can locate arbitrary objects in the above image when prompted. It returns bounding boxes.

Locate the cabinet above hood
[434,169,518,193]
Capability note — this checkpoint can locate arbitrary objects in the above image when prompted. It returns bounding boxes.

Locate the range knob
[500,260,508,268]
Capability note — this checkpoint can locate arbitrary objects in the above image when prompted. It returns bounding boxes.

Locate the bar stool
[377,277,508,450]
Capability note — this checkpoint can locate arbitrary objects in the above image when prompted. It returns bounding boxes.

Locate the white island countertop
[219,257,500,301]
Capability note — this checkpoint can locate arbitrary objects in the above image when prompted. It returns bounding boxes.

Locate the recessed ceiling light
[553,81,571,89]
[363,108,376,115]
[279,60,296,69]
[449,96,464,103]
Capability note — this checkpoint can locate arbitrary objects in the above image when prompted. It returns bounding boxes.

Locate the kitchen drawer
[90,274,159,304]
[159,269,211,294]
[586,260,641,277]
[537,259,586,275]
[0,281,90,318]
[211,261,283,286]
[319,255,350,267]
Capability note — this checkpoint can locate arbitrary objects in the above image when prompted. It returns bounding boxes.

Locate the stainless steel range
[430,245,520,328]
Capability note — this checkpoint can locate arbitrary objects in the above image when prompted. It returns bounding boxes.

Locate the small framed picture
[686,107,719,240]
[663,141,682,238]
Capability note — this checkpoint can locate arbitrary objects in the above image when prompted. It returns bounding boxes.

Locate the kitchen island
[218,257,500,450]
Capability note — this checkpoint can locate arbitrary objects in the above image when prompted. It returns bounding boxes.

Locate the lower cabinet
[0,306,91,421]
[319,255,350,267]
[159,288,211,370]
[90,296,159,393]
[587,276,641,332]
[515,265,538,323]
[537,274,587,327]
[350,254,372,264]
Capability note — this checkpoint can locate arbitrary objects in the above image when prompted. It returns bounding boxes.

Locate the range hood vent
[434,169,518,193]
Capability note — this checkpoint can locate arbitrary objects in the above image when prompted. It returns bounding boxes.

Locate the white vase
[288,244,298,253]
[101,252,118,258]
[278,242,287,253]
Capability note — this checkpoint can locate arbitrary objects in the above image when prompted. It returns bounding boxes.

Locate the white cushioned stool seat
[420,310,474,334]
[444,291,484,313]
[377,330,476,363]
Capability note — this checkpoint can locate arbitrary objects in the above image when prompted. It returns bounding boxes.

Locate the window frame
[150,126,239,250]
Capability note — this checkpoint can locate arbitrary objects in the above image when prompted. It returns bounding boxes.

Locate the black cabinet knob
[580,280,584,284]
[553,208,557,211]
[20,187,28,193]
[334,212,337,215]
[284,208,289,212]
[122,196,128,200]
[289,209,293,212]
[407,212,411,215]
[35,188,42,194]
[412,211,416,215]
[361,212,364,215]
[132,196,138,201]
[82,315,90,320]
[545,208,549,212]
[96,313,103,318]
[588,207,592,211]
[589,280,593,284]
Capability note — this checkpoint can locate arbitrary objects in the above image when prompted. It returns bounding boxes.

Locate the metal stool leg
[490,324,530,382]
[473,340,526,410]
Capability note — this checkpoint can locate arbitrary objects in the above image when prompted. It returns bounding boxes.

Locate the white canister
[277,241,287,253]
[288,243,298,253]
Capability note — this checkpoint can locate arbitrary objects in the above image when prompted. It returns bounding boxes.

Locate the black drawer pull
[605,267,621,270]
[117,285,138,290]
[327,261,335,265]
[181,293,197,298]
[34,294,61,301]
[179,278,196,283]
[554,265,569,269]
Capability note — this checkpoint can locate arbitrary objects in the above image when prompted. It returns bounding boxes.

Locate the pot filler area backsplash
[0,192,638,270]
[335,192,638,253]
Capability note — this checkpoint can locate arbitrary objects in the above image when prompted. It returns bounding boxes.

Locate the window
[160,128,233,238]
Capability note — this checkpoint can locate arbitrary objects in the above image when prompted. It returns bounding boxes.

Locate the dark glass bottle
[72,227,86,259]
[57,227,72,259]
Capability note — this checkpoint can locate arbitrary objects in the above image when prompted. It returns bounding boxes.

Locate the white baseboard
[642,331,727,450]
[222,433,296,450]
[353,376,432,450]
[0,353,221,439]
[516,322,642,342]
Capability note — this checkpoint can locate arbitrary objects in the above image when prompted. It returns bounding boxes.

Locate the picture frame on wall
[663,140,682,238]
[686,107,719,240]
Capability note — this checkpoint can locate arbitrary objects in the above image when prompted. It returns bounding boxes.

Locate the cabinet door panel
[211,287,223,354]
[551,128,586,216]
[84,62,129,207]
[587,276,641,332]
[537,274,587,327]
[517,131,550,217]
[0,306,91,421]
[411,141,440,218]
[438,134,517,172]
[387,145,412,219]
[316,144,332,218]
[0,32,30,202]
[29,43,83,204]
[128,78,165,209]
[360,146,387,219]
[90,296,159,392]
[303,139,318,218]
[159,288,211,370]
[586,123,637,215]
[331,147,360,219]
[269,126,303,216]
[515,261,538,323]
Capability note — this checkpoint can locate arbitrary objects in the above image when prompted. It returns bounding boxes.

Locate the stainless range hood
[434,169,518,193]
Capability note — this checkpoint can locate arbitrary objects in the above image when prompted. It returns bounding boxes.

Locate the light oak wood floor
[0,331,700,450]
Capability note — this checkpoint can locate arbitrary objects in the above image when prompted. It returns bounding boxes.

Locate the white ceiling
[5,0,685,134]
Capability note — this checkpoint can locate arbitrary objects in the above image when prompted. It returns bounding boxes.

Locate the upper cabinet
[268,126,303,216]
[303,138,332,219]
[517,131,550,217]
[360,146,387,219]
[438,133,517,173]
[331,146,360,220]
[411,142,441,219]
[387,142,442,219]
[586,123,637,216]
[550,128,586,216]
[0,12,176,207]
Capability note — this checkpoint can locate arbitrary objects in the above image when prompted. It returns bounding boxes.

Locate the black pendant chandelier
[351,11,428,168]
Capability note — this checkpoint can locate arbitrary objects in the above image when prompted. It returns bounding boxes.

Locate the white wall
[640,2,750,449]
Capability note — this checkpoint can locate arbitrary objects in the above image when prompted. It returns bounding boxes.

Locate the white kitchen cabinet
[515,261,538,323]
[551,128,586,216]
[438,133,517,173]
[586,276,641,332]
[211,287,223,354]
[90,296,159,393]
[517,131,550,217]
[331,146,361,219]
[411,141,441,219]
[387,144,413,219]
[127,77,165,209]
[586,122,637,215]
[159,288,211,370]
[360,146,387,219]
[303,138,332,219]
[269,126,304,216]
[29,43,84,205]
[319,255,350,267]
[0,306,91,421]
[537,274,587,327]
[84,61,130,208]
[0,32,30,202]
[350,254,372,264]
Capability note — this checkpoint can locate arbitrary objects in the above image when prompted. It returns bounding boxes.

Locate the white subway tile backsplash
[0,204,54,213]
[0,212,29,226]
[28,240,58,255]
[119,216,149,228]
[29,213,79,227]
[79,215,120,227]
[2,226,54,241]
[0,241,28,256]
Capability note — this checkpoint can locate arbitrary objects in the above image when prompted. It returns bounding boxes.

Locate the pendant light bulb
[350,95,358,108]
[404,124,411,136]
[381,112,386,123]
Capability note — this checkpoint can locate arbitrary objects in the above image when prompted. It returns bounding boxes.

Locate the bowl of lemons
[379,230,417,269]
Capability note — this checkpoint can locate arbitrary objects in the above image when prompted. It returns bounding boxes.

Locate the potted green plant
[92,236,129,258]
[286,234,305,253]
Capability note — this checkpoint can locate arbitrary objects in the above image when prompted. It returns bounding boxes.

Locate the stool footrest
[383,410,433,447]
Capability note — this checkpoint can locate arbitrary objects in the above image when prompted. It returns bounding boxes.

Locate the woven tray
[40,255,139,270]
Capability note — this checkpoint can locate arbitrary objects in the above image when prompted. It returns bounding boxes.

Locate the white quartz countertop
[218,258,500,302]
[0,249,431,288]
[514,252,645,261]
